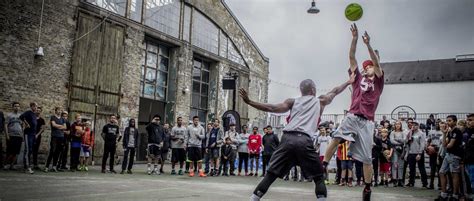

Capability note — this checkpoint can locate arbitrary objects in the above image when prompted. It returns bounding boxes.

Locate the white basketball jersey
[283,96,321,136]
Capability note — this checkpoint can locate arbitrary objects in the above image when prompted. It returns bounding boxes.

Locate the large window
[140,42,170,101]
[182,5,192,42]
[86,0,127,16]
[190,58,210,123]
[192,11,219,55]
[129,0,143,22]
[144,0,180,38]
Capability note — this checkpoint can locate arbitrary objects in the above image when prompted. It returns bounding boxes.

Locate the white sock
[250,194,261,201]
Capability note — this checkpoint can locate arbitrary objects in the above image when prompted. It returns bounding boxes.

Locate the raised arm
[319,72,356,106]
[239,88,294,113]
[349,23,359,72]
[362,31,383,77]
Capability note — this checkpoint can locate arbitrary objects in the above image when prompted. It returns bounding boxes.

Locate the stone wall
[0,0,77,163]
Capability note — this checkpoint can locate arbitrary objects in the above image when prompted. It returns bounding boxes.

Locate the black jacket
[262,132,280,155]
[221,144,233,159]
[464,128,474,164]
[162,129,171,151]
[123,127,139,148]
[146,122,164,145]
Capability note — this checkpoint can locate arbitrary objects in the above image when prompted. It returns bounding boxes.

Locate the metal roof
[381,58,474,84]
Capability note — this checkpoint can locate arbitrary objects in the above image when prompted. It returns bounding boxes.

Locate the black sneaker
[110,170,117,174]
[363,188,371,201]
[171,169,176,175]
[160,169,164,174]
[120,170,125,174]
[127,170,133,174]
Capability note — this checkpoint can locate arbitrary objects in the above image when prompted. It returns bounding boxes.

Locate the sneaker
[339,182,346,186]
[199,170,207,177]
[52,167,59,172]
[127,170,133,174]
[245,172,249,176]
[189,170,195,177]
[363,188,371,201]
[77,166,82,171]
[84,166,89,172]
[27,168,34,174]
[160,169,164,174]
[254,173,258,177]
[283,175,289,181]
[110,169,117,174]
[325,180,330,185]
[230,172,236,176]
[147,167,152,175]
[260,174,265,177]
[101,169,106,173]
[44,167,49,173]
[171,169,176,175]
[178,169,183,175]
[348,182,353,187]
[238,172,241,176]
[120,170,125,174]
[249,172,254,176]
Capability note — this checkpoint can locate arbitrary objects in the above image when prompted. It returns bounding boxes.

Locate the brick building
[0,0,269,162]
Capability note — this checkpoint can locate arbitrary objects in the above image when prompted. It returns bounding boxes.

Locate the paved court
[0,164,438,201]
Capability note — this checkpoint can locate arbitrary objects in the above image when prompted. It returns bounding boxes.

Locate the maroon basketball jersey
[348,68,384,121]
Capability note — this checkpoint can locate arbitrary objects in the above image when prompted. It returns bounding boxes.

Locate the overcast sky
[226,0,474,114]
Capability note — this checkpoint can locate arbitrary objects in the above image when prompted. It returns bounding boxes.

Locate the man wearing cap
[322,23,384,201]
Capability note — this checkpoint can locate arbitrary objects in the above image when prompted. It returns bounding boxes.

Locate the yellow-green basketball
[345,3,363,21]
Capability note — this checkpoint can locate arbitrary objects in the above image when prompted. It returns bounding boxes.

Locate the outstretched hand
[362,31,370,44]
[350,23,358,38]
[239,88,251,104]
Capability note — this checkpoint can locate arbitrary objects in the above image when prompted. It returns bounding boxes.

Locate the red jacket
[248,133,262,154]
[81,127,95,147]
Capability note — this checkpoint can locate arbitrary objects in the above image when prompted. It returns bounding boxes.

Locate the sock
[250,194,261,201]
[440,192,448,198]
[365,182,371,190]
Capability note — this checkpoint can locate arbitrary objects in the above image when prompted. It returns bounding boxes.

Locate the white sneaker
[27,168,34,174]
[153,168,159,175]
[44,167,49,172]
[147,167,152,175]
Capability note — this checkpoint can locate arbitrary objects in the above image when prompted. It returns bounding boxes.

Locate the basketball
[383,150,391,160]
[426,146,437,156]
[345,3,363,21]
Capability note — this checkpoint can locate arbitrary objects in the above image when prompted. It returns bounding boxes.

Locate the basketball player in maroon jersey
[322,23,384,201]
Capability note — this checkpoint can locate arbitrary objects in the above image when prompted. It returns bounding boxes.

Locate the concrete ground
[0,164,438,201]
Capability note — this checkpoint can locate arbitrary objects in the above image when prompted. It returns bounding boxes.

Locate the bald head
[300,79,316,96]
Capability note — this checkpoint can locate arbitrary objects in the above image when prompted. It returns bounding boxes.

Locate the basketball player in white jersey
[240,74,355,201]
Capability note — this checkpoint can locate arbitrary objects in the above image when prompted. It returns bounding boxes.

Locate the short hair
[110,114,117,118]
[225,137,231,141]
[299,79,316,95]
[266,125,272,129]
[30,102,37,107]
[61,111,68,115]
[75,113,81,118]
[229,123,235,126]
[381,128,389,133]
[407,118,414,121]
[153,114,161,119]
[177,116,182,120]
[11,101,20,107]
[253,126,258,130]
[54,107,62,112]
[412,122,419,126]
[37,106,42,111]
[214,119,220,123]
[193,116,199,120]
[447,115,457,122]
[242,125,248,129]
